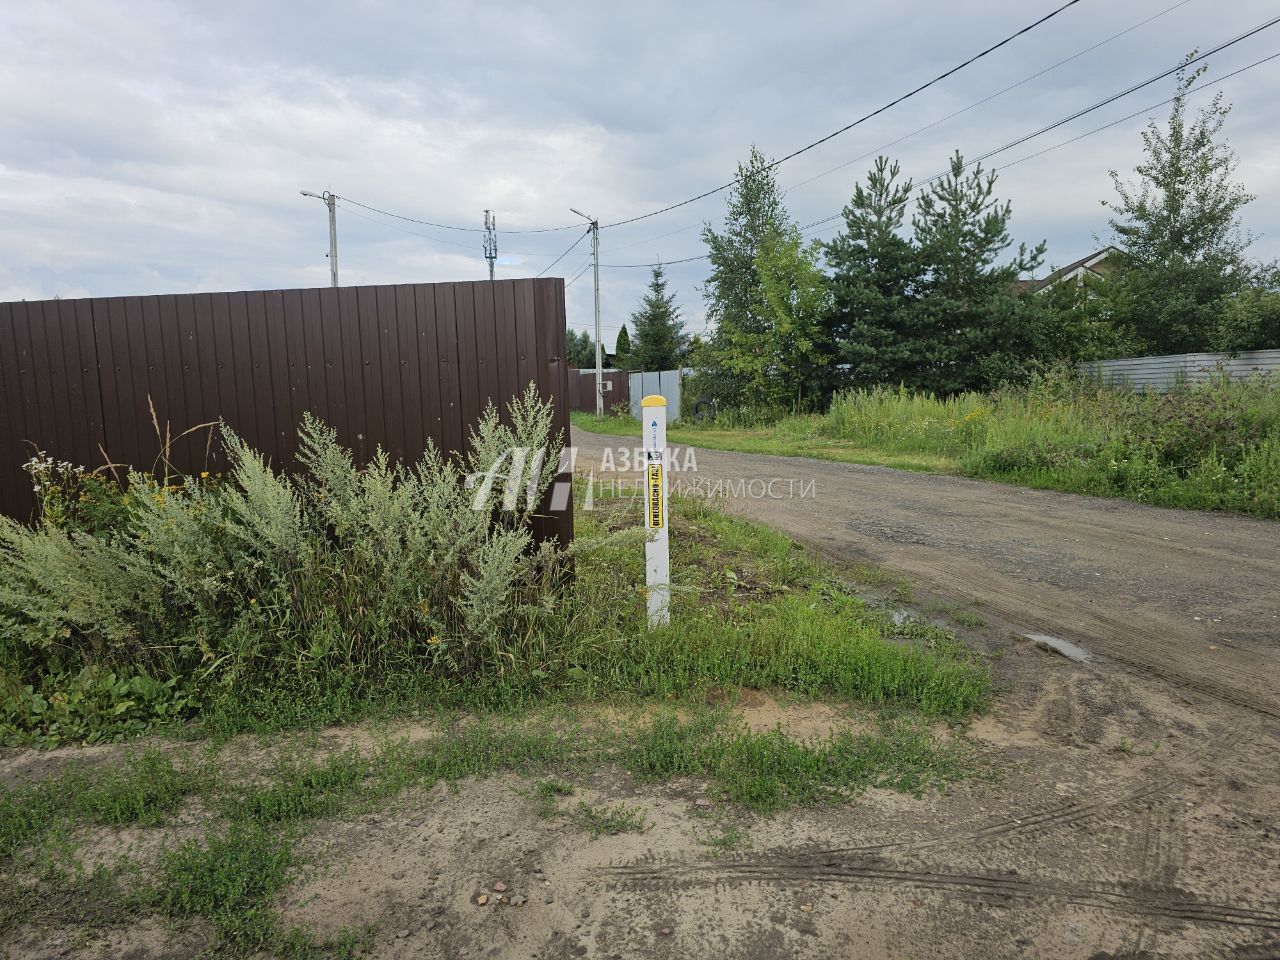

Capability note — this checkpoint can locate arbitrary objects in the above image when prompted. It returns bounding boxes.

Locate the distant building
[1016,247,1117,295]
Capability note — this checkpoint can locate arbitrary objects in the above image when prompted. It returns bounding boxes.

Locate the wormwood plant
[0,385,566,740]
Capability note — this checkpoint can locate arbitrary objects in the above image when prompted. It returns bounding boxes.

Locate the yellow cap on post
[641,395,667,407]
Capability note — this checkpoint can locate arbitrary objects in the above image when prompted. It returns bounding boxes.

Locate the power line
[784,0,1196,194]
[536,228,592,278]
[800,18,1280,232]
[451,0,1188,267]
[591,40,1280,268]
[339,200,601,258]
[995,49,1280,174]
[598,0,1086,230]
[565,262,593,287]
[600,221,704,254]
[340,196,581,234]
[599,254,711,268]
[433,1,1183,267]
[941,14,1280,181]
[337,201,483,251]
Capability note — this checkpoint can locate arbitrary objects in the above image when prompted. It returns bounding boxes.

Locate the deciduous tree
[1104,60,1255,353]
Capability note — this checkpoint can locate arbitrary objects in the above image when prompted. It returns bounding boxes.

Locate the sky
[2,0,1279,351]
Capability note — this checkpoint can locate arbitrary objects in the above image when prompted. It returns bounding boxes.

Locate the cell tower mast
[483,210,497,281]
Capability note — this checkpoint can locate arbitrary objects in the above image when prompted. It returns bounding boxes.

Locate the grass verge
[570,411,954,472]
[1,706,980,954]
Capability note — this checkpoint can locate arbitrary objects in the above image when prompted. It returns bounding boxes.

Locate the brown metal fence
[0,279,572,544]
[567,369,630,414]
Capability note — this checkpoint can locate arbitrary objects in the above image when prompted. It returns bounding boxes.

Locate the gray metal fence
[1078,349,1280,391]
[628,369,683,420]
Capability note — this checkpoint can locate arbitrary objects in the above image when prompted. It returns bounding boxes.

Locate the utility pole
[570,208,603,416]
[300,190,339,287]
[483,210,498,281]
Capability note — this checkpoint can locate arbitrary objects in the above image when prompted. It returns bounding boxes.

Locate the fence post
[642,394,670,627]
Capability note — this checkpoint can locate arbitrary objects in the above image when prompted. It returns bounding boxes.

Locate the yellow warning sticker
[646,462,664,529]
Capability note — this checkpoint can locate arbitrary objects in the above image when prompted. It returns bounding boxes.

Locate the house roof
[1022,247,1117,294]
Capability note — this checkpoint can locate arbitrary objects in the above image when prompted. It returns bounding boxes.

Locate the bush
[0,385,567,739]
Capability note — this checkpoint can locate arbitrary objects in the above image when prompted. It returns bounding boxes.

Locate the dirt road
[573,428,1280,723]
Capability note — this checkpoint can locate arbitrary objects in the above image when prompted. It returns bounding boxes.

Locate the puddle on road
[1024,632,1099,663]
[890,609,911,625]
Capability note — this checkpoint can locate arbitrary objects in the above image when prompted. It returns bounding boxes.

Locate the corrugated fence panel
[567,369,629,414]
[1080,349,1280,391]
[628,369,683,421]
[0,280,571,545]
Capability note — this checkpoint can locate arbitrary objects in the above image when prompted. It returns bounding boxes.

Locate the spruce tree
[564,329,595,368]
[629,265,689,370]
[613,324,632,369]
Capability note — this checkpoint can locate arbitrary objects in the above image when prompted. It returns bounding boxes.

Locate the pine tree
[629,266,689,371]
[912,152,1045,392]
[613,324,632,369]
[824,157,933,389]
[1103,59,1255,353]
[827,153,1046,393]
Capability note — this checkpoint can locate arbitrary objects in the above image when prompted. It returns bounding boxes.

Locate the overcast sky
[3,0,1278,349]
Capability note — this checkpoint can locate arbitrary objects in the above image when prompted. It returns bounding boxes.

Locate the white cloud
[2,0,1278,351]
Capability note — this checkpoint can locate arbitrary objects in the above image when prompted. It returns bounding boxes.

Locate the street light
[301,190,339,288]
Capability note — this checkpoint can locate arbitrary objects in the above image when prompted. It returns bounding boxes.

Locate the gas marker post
[642,394,670,627]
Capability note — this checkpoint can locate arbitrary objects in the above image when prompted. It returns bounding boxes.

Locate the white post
[642,394,670,627]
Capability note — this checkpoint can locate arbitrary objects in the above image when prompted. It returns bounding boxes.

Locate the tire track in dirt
[1123,793,1189,955]
[808,720,1252,862]
[814,776,1181,859]
[599,857,1280,931]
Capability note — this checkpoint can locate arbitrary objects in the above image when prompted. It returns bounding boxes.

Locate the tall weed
[816,371,1280,518]
[0,385,567,735]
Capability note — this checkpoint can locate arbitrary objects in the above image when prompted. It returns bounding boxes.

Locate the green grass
[695,817,751,853]
[570,800,652,838]
[532,777,575,818]
[234,751,368,824]
[174,489,987,739]
[149,821,293,949]
[624,711,973,814]
[0,748,205,860]
[573,373,1280,518]
[595,591,987,719]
